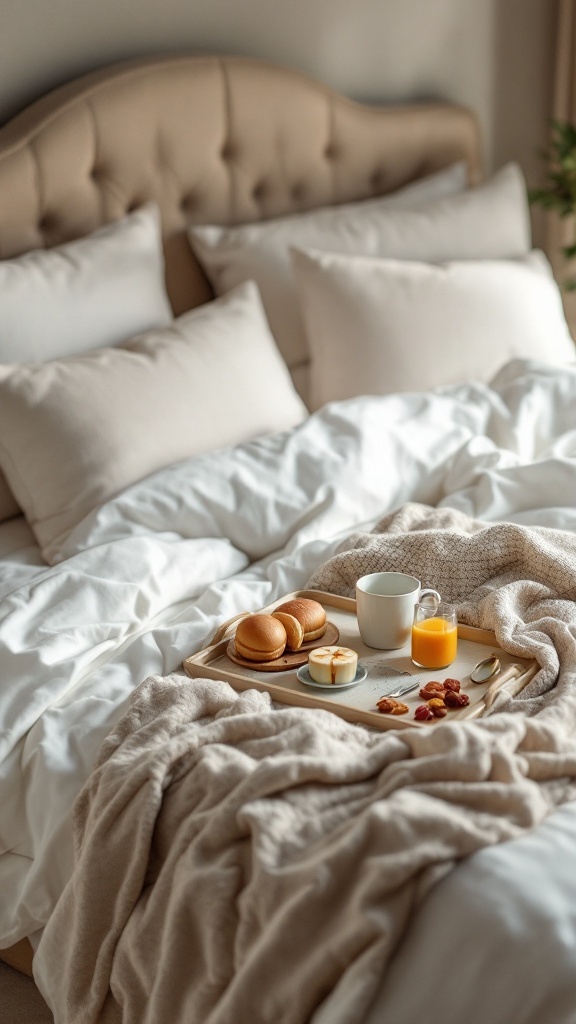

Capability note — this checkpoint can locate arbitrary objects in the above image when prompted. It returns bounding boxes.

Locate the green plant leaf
[529,120,576,214]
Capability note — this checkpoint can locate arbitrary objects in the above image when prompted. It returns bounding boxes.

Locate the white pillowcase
[0,203,173,363]
[0,282,307,563]
[190,163,530,386]
[291,247,575,410]
[0,203,174,523]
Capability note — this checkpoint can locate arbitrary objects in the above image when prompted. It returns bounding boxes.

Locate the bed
[1,53,576,1024]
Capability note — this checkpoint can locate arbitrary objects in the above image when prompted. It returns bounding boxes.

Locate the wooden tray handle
[483,663,524,709]
[209,611,252,647]
[466,663,524,719]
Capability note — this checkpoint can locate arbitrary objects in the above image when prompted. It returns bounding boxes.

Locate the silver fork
[378,680,420,699]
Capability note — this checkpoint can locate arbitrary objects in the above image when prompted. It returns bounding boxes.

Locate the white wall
[0,0,558,242]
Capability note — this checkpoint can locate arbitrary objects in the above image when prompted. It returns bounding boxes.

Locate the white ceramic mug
[356,572,440,650]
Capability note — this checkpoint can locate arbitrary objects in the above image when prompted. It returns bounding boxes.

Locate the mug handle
[419,588,441,608]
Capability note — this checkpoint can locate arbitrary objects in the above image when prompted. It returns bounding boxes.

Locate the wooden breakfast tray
[183,590,539,731]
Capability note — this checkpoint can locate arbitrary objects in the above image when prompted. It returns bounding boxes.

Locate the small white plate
[296,664,367,690]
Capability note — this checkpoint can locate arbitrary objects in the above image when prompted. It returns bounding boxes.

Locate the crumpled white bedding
[2,357,576,1021]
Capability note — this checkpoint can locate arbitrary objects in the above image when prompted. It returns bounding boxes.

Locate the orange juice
[411,616,457,669]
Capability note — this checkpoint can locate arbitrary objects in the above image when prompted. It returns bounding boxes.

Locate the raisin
[427,697,448,718]
[443,678,461,693]
[445,690,470,709]
[414,704,435,721]
[419,681,446,700]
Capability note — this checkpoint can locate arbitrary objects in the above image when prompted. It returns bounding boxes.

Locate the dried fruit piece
[414,704,435,722]
[427,697,448,718]
[445,690,470,709]
[376,697,409,715]
[389,700,409,716]
[443,678,461,693]
[419,681,446,700]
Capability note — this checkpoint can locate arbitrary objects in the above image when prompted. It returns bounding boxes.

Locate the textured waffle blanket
[36,505,576,1024]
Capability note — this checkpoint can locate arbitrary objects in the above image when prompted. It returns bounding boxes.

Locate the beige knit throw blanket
[37,505,576,1024]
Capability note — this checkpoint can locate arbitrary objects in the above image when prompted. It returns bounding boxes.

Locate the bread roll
[235,614,287,662]
[272,611,304,651]
[274,598,326,641]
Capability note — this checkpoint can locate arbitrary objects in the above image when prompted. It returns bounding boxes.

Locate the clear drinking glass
[411,600,458,670]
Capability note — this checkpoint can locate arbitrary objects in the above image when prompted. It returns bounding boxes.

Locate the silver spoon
[470,655,501,684]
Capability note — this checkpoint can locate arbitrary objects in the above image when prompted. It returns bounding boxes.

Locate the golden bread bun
[272,611,304,651]
[274,598,326,641]
[235,614,287,662]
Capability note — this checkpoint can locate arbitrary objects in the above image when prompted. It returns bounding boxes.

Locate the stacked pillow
[1,160,574,560]
[0,204,174,522]
[189,162,575,410]
[291,249,575,409]
[0,281,306,563]
[0,164,467,550]
[190,161,474,398]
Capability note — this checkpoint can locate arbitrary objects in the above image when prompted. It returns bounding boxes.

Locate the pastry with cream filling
[308,646,358,684]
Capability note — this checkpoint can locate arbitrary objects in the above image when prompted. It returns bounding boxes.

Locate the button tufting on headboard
[220,142,236,163]
[180,193,197,213]
[252,181,268,202]
[370,168,387,191]
[38,213,58,235]
[291,183,307,203]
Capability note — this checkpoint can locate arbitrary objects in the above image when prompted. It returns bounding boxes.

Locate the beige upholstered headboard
[0,54,481,319]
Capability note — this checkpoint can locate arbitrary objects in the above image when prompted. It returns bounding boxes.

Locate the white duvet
[2,357,576,1022]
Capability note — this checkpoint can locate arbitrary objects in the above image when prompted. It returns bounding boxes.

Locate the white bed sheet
[365,800,576,1024]
[1,357,576,1021]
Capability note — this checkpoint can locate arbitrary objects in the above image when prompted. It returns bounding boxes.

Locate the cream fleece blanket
[38,506,576,1024]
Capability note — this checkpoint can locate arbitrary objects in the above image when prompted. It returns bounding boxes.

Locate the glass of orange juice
[411,600,457,669]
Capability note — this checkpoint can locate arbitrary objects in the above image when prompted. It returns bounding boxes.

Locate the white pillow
[0,203,173,363]
[0,203,174,523]
[190,164,530,383]
[373,161,469,203]
[189,162,468,378]
[291,247,575,410]
[0,282,307,563]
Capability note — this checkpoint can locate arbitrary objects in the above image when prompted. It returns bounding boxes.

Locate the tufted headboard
[0,54,481,319]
